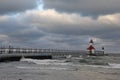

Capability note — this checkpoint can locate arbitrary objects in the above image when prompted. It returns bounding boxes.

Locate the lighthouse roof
[90,39,93,43]
[87,45,95,50]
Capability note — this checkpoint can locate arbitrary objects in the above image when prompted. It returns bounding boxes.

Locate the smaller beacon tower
[87,39,96,55]
[102,46,104,55]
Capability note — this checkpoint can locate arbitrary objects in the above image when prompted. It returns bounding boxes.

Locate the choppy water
[0,56,120,80]
[0,56,120,71]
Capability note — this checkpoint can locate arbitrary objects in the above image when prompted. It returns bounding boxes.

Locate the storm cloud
[0,0,39,14]
[44,0,120,16]
[20,9,120,38]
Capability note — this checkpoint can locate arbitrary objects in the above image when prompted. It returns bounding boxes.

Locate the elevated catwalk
[0,48,104,62]
[0,48,86,62]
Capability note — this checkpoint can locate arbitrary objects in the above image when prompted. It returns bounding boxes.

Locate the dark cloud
[21,10,120,39]
[0,16,46,48]
[0,0,39,14]
[43,0,120,16]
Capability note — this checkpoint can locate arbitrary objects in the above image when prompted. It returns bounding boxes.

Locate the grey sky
[0,0,40,14]
[0,0,120,53]
[44,0,120,16]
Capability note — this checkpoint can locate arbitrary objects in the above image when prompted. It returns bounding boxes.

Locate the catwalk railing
[0,48,104,61]
[0,48,83,54]
[0,48,104,57]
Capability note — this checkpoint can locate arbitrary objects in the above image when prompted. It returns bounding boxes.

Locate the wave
[20,58,71,66]
[108,63,120,68]
[19,57,120,69]
[16,66,76,70]
[18,58,76,70]
[75,63,120,69]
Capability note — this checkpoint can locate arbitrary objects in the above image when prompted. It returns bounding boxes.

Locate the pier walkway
[0,48,104,62]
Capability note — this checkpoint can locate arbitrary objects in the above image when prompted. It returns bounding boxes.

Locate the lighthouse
[87,39,96,55]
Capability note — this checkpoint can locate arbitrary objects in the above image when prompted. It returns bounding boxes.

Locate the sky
[0,0,120,53]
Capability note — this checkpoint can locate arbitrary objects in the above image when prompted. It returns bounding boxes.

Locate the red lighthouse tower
[87,39,96,55]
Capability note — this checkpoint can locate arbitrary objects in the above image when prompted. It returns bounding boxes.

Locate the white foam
[20,58,71,66]
[108,63,120,68]
[19,58,76,70]
[16,66,73,70]
[76,63,120,69]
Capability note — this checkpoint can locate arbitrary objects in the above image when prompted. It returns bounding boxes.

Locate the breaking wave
[20,58,71,65]
[18,57,120,70]
[108,63,120,68]
[18,58,76,70]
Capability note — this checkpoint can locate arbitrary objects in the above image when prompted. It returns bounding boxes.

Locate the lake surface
[0,55,120,80]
